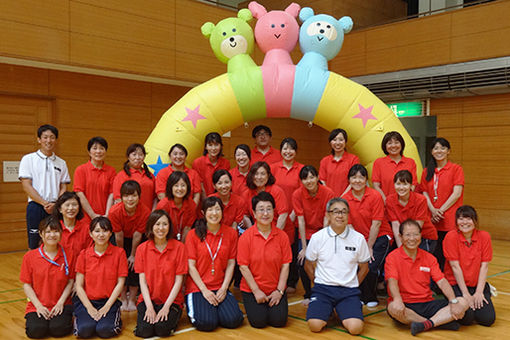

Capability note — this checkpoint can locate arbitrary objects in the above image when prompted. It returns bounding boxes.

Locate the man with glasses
[304,198,370,335]
[251,125,282,165]
[385,219,468,336]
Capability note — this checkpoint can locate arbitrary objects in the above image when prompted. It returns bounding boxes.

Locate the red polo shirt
[319,152,360,196]
[372,156,417,197]
[156,197,197,239]
[192,155,231,196]
[108,202,150,238]
[385,247,444,303]
[342,187,392,240]
[237,224,292,295]
[386,192,437,240]
[112,169,156,210]
[75,244,128,300]
[229,167,248,195]
[155,165,201,197]
[60,219,92,260]
[271,161,304,209]
[20,246,75,315]
[443,229,492,287]
[210,192,247,227]
[251,146,282,165]
[419,162,464,232]
[135,239,187,307]
[185,225,237,295]
[74,161,116,218]
[292,185,335,239]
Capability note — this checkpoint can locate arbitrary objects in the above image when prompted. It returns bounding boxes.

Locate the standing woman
[443,205,495,326]
[342,164,392,307]
[211,169,250,230]
[386,170,437,252]
[238,192,292,328]
[419,137,464,270]
[20,216,74,339]
[52,191,91,259]
[156,171,197,242]
[230,144,251,195]
[292,165,335,304]
[134,210,187,338]
[113,143,156,210]
[372,131,417,202]
[192,132,230,197]
[74,217,127,338]
[155,143,201,205]
[185,197,244,331]
[319,128,359,196]
[74,136,116,221]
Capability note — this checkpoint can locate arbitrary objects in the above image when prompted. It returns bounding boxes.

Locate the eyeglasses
[255,208,273,214]
[327,209,348,216]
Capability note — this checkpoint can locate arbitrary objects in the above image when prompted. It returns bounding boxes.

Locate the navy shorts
[306,283,363,322]
[405,299,449,319]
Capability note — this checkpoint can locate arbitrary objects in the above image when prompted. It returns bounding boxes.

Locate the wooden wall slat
[73,0,176,23]
[450,0,510,36]
[0,64,49,96]
[0,0,69,30]
[175,51,225,83]
[450,27,510,63]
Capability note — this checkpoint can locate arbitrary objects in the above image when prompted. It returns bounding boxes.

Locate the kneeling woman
[185,197,243,331]
[443,205,495,327]
[134,210,187,337]
[74,217,128,338]
[20,216,74,339]
[238,192,292,328]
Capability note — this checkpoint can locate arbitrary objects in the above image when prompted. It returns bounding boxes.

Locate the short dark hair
[393,170,413,184]
[165,171,191,200]
[146,210,172,240]
[328,128,348,155]
[425,137,451,182]
[246,161,276,189]
[87,136,108,151]
[252,125,272,138]
[252,191,275,211]
[38,124,58,138]
[326,197,349,213]
[120,180,141,197]
[52,191,84,221]
[203,132,224,156]
[89,216,113,233]
[169,143,188,157]
[347,163,367,180]
[299,165,319,180]
[212,169,232,186]
[194,196,224,241]
[381,131,405,155]
[39,215,62,234]
[234,144,251,160]
[280,137,297,152]
[399,219,422,235]
[456,205,478,227]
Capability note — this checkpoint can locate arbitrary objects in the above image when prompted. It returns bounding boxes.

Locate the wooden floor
[1,240,509,339]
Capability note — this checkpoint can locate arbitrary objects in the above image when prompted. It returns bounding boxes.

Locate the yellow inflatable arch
[144,5,422,178]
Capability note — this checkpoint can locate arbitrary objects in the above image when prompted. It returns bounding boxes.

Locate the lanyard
[204,234,223,275]
[38,246,69,276]
[433,169,440,202]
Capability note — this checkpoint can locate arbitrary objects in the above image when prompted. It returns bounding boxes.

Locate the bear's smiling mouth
[274,34,281,39]
[317,36,324,41]
[230,41,237,47]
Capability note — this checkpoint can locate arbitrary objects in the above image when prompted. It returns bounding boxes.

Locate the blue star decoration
[148,156,169,176]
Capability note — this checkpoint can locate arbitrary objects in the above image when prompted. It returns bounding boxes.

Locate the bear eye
[281,24,285,28]
[316,22,321,26]
[222,32,226,36]
[232,28,236,32]
[271,24,275,28]
[327,25,331,29]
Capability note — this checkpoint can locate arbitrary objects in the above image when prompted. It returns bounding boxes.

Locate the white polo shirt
[18,150,71,203]
[306,225,370,288]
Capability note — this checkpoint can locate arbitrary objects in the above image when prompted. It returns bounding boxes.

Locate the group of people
[18,123,495,338]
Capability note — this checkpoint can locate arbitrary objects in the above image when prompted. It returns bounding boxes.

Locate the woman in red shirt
[156,171,197,242]
[211,169,250,230]
[185,197,243,331]
[134,210,187,337]
[230,144,251,196]
[443,205,495,327]
[52,191,91,260]
[113,144,156,210]
[20,216,74,339]
[419,137,464,270]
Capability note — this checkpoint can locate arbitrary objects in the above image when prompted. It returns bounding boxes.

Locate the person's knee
[76,324,95,339]
[459,308,475,326]
[342,318,364,335]
[193,318,218,332]
[26,323,48,339]
[247,315,267,329]
[134,323,153,338]
[154,323,174,337]
[308,319,327,332]
[221,313,244,329]
[96,323,116,338]
[476,311,496,327]
[49,322,72,337]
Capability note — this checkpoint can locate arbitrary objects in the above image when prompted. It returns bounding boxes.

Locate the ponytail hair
[425,138,450,182]
[194,196,224,241]
[123,143,153,179]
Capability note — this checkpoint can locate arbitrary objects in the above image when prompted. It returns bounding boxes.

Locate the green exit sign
[387,101,423,117]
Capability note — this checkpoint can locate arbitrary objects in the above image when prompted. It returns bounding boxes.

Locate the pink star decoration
[182,105,206,128]
[352,103,377,128]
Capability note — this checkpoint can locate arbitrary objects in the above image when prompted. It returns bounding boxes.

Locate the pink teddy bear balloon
[249,1,300,117]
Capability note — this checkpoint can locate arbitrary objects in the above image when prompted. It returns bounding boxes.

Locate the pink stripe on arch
[261,63,295,118]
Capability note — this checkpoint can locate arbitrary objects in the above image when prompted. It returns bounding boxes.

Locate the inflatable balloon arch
[145,2,422,177]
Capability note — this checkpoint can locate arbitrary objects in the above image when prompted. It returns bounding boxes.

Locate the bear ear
[238,8,253,22]
[299,7,314,23]
[248,1,267,19]
[339,16,353,34]
[201,22,215,38]
[285,2,301,18]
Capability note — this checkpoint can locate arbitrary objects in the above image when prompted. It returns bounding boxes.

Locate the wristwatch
[276,289,284,296]
[450,298,459,304]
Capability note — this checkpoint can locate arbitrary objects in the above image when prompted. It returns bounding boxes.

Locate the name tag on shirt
[419,266,430,272]
[54,166,61,172]
[345,246,356,251]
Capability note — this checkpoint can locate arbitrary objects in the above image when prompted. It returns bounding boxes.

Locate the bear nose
[320,29,324,34]
[229,37,235,42]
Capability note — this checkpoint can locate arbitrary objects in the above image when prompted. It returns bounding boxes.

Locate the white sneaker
[366,301,378,308]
